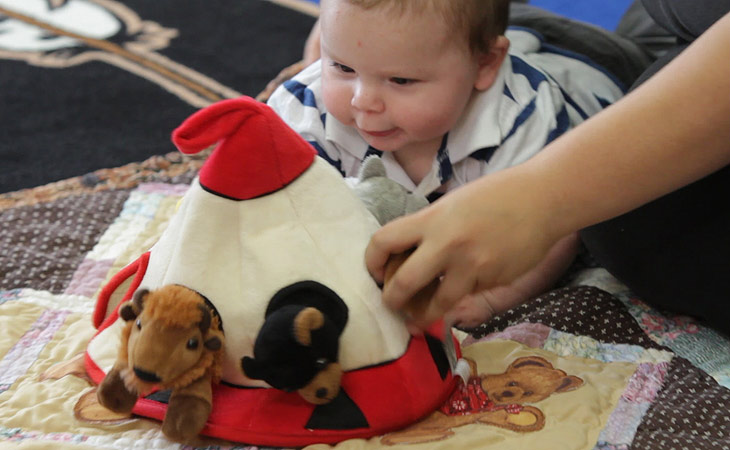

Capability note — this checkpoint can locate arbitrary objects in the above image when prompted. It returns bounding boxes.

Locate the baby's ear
[474,35,509,91]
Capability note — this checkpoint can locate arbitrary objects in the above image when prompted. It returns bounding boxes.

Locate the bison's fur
[97,285,224,442]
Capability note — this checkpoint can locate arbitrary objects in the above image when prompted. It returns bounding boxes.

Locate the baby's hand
[445,291,497,329]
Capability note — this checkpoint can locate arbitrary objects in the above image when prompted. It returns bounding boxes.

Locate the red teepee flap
[91,252,149,329]
[171,98,257,155]
[171,96,315,200]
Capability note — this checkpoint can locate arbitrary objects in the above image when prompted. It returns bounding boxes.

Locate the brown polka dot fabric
[0,152,201,293]
[633,357,730,449]
[471,286,665,350]
[0,191,129,293]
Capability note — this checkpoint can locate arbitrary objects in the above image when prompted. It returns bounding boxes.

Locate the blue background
[299,0,635,30]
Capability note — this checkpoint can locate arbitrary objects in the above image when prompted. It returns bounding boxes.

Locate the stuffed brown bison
[96,285,224,442]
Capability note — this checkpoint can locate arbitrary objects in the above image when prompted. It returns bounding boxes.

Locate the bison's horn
[198,304,212,332]
[132,289,149,311]
[120,289,148,320]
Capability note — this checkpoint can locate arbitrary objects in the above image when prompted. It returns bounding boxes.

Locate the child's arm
[366,11,730,329]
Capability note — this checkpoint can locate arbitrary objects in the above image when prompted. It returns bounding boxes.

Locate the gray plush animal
[351,156,429,225]
[351,155,440,324]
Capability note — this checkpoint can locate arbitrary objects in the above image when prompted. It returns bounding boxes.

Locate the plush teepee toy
[85,97,459,446]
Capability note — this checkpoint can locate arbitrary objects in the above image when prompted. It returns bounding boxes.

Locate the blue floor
[298,0,635,30]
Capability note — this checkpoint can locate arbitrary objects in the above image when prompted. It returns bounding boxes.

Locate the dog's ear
[241,356,263,380]
[509,356,553,371]
[556,375,584,393]
[119,289,148,321]
[293,307,325,346]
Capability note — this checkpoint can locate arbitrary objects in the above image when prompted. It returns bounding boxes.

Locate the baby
[268,0,625,328]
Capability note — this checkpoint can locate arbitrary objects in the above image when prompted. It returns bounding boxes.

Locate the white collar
[446,59,509,162]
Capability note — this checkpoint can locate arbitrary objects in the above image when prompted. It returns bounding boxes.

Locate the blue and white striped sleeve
[477,55,566,173]
[267,63,346,175]
[481,30,624,174]
[507,27,624,119]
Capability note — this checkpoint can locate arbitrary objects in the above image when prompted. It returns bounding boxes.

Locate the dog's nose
[134,367,161,383]
[500,390,514,398]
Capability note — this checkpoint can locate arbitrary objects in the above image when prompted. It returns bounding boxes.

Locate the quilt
[1,153,729,450]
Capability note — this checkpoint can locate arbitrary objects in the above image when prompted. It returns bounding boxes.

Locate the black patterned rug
[0,0,316,193]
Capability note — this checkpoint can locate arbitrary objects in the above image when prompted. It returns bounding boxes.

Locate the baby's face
[319,1,496,156]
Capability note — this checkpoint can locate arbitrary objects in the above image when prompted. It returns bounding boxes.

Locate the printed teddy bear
[380,356,584,445]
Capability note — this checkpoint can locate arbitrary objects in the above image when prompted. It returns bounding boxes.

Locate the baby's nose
[351,82,384,113]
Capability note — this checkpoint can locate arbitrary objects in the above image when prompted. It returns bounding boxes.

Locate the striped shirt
[268,28,625,197]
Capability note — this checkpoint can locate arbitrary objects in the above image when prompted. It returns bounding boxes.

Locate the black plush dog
[241,281,349,405]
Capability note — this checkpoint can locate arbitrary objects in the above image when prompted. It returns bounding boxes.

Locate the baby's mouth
[361,128,397,138]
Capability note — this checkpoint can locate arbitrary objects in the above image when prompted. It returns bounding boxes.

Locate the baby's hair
[343,0,509,54]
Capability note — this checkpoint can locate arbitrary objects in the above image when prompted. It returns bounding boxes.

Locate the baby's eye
[332,62,355,73]
[390,77,414,86]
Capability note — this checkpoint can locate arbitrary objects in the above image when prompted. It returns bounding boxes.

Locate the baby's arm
[446,233,580,328]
